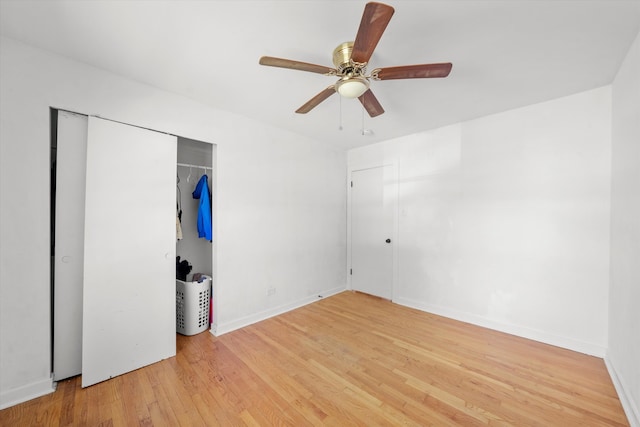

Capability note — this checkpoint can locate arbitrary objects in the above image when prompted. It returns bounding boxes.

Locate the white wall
[348,86,612,357]
[0,36,347,408]
[609,30,640,427]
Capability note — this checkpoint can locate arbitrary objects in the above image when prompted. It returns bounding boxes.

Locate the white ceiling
[1,0,639,150]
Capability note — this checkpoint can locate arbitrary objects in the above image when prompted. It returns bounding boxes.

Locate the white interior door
[53,111,87,381]
[351,165,394,299]
[82,117,177,387]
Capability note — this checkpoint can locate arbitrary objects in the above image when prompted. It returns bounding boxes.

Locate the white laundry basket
[176,275,211,335]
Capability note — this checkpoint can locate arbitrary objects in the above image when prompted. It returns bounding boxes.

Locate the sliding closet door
[82,117,177,387]
[53,111,87,380]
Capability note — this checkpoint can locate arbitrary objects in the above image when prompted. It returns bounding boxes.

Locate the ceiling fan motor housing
[332,41,366,76]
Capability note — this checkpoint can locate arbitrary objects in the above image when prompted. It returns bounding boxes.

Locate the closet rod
[177,162,212,170]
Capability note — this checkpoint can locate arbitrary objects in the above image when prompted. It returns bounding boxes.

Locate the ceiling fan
[259,2,452,118]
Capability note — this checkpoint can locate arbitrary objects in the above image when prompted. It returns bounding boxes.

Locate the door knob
[385,239,391,243]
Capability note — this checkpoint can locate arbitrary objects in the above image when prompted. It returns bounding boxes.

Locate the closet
[51,110,215,387]
[176,137,214,283]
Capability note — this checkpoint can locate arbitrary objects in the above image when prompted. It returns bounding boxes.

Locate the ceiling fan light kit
[336,75,369,98]
[259,1,452,117]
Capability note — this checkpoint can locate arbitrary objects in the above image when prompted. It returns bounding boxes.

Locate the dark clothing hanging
[176,256,192,281]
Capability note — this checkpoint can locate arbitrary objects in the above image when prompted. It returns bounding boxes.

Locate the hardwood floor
[0,291,628,426]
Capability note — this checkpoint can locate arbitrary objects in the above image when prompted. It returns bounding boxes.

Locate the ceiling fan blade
[351,2,395,64]
[296,86,336,114]
[259,56,336,75]
[358,89,385,117]
[373,63,453,80]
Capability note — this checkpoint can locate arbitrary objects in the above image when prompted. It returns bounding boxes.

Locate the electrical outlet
[267,287,276,296]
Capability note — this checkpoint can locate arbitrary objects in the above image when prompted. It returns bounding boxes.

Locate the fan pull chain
[360,104,373,136]
[338,96,343,131]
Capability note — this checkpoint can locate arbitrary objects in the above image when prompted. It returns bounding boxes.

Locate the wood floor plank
[0,291,629,426]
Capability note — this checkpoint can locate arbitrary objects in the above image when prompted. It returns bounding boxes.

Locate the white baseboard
[605,355,640,427]
[212,286,346,336]
[0,377,55,410]
[394,297,606,357]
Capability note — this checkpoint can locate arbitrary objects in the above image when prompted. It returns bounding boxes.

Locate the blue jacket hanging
[192,174,212,241]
